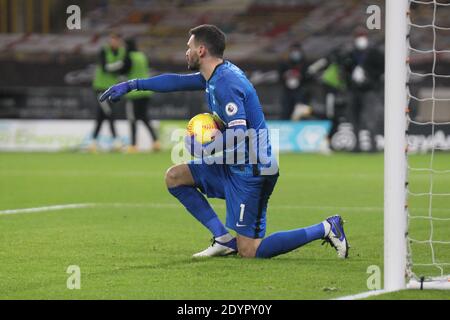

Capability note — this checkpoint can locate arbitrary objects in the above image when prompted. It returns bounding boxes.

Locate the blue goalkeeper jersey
[135,60,278,175]
[205,61,277,176]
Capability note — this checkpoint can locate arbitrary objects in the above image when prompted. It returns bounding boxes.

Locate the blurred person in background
[90,32,125,152]
[122,39,161,153]
[278,42,311,120]
[343,28,384,152]
[307,48,348,141]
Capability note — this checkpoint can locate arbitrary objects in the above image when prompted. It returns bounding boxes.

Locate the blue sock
[168,186,228,238]
[255,223,325,258]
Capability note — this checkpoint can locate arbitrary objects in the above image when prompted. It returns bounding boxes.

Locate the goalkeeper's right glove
[99,79,138,103]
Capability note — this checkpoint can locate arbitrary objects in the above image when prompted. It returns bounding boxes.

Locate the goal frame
[384,0,408,292]
[384,0,449,291]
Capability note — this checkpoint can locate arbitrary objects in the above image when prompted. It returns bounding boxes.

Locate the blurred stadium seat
[0,0,449,135]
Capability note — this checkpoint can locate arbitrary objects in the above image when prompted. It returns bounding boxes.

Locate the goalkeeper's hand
[184,135,217,158]
[99,79,138,103]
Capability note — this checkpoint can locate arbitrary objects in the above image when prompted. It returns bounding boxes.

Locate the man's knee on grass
[165,164,195,188]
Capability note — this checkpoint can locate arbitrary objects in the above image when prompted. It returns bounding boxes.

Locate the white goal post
[385,0,450,291]
[384,0,408,292]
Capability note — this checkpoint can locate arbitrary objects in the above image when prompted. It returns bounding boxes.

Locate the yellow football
[187,113,222,144]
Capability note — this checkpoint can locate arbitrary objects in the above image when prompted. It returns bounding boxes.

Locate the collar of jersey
[207,60,226,82]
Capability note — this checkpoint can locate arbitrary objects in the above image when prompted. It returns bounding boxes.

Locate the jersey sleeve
[136,72,206,92]
[214,77,247,128]
[214,77,248,158]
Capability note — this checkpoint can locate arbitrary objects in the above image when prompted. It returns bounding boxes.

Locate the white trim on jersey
[227,119,247,128]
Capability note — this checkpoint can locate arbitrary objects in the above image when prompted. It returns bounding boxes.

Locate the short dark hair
[189,24,226,58]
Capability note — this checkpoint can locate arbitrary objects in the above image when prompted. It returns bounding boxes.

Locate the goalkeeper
[100,25,349,259]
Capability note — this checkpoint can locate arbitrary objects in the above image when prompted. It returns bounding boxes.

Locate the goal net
[385,0,449,291]
[405,0,450,290]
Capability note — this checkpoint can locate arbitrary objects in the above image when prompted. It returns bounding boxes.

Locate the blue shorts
[188,161,278,239]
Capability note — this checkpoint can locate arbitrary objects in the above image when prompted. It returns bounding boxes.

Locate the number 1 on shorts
[239,203,245,222]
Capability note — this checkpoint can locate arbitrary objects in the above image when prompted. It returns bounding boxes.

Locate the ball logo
[186,113,219,144]
[225,102,238,116]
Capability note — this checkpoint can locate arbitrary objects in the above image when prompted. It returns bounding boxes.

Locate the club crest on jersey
[225,102,238,116]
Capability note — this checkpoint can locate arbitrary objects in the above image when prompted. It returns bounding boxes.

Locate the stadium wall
[0,119,332,153]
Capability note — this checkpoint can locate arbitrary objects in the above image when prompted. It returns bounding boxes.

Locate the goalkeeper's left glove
[184,134,219,159]
[99,79,138,103]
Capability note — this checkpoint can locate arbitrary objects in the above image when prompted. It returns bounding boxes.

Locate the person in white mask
[278,43,311,120]
[343,28,384,152]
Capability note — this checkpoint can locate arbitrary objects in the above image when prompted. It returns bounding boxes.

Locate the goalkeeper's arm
[99,72,206,102]
[185,124,248,162]
[186,79,251,160]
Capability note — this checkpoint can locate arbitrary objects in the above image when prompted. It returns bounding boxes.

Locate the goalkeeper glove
[99,79,138,103]
[185,134,220,159]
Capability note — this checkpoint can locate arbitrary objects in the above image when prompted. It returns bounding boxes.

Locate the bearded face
[186,35,202,71]
[187,50,200,71]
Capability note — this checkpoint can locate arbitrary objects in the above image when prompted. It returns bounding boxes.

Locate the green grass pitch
[0,152,448,300]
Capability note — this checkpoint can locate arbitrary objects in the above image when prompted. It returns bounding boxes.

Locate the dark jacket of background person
[343,46,384,92]
[278,43,310,120]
